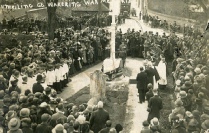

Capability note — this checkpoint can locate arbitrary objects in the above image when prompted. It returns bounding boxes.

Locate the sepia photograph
[0,0,209,132]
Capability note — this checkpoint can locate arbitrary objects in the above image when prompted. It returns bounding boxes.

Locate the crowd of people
[0,12,132,132]
[1,6,209,133]
[142,14,202,37]
[135,12,209,133]
[0,13,113,33]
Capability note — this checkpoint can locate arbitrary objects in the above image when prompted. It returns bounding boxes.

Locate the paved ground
[58,62,102,100]
[125,58,148,133]
[57,17,156,132]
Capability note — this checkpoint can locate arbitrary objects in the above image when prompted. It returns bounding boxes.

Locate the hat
[177,58,184,63]
[179,91,187,98]
[184,81,192,87]
[151,117,159,125]
[0,90,5,99]
[204,106,209,114]
[198,92,204,98]
[41,113,51,122]
[45,87,51,92]
[9,105,19,111]
[175,99,183,107]
[202,120,209,130]
[6,110,16,120]
[67,115,75,122]
[34,92,42,98]
[186,111,193,118]
[201,114,209,123]
[8,118,21,131]
[175,80,181,86]
[192,110,200,118]
[194,68,201,74]
[54,124,66,132]
[21,118,31,125]
[199,73,205,79]
[40,102,48,108]
[79,104,85,112]
[85,105,93,113]
[188,119,198,131]
[142,120,149,126]
[20,108,30,118]
[36,74,43,81]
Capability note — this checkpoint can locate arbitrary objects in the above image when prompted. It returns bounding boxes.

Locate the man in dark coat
[136,67,148,103]
[32,74,44,94]
[145,63,160,85]
[145,63,156,86]
[90,101,110,133]
[147,89,163,123]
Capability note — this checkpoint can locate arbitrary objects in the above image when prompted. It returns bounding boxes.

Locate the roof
[72,4,109,12]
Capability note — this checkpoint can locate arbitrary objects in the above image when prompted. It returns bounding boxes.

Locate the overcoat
[147,95,163,122]
[136,71,148,91]
[90,108,110,133]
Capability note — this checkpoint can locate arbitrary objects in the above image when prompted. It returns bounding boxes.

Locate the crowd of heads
[142,14,202,37]
[139,14,209,133]
[0,13,127,133]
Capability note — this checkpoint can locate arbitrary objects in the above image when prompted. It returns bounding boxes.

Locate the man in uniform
[119,41,127,68]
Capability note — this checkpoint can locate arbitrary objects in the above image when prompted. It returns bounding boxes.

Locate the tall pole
[110,14,116,60]
[110,0,120,60]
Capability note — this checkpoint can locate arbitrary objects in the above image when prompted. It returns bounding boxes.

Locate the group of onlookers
[142,14,202,37]
[139,11,209,133]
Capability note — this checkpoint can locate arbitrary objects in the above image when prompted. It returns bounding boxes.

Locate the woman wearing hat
[179,91,192,111]
[52,124,67,133]
[169,99,185,123]
[7,118,22,133]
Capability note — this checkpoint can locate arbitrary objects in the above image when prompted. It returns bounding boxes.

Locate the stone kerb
[87,70,107,106]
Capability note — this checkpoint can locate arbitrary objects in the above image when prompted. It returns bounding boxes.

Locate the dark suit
[147,95,163,123]
[99,127,111,133]
[145,68,155,85]
[136,71,148,103]
[90,108,110,133]
[32,82,44,94]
